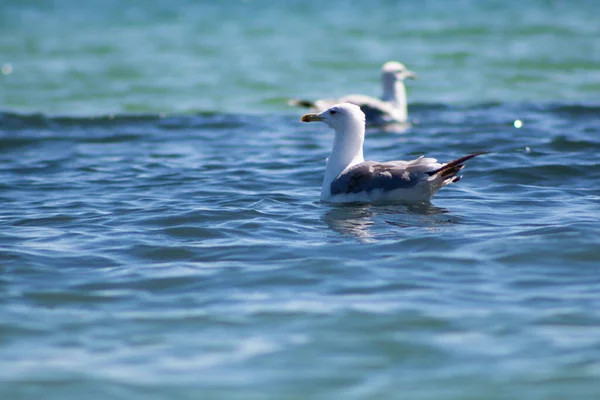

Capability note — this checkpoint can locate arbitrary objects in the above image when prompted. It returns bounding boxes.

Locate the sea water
[1,1,600,399]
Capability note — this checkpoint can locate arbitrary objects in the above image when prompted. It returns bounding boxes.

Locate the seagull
[290,61,416,126]
[301,103,484,204]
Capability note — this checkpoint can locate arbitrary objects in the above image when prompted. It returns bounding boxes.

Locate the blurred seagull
[301,103,484,203]
[291,61,416,126]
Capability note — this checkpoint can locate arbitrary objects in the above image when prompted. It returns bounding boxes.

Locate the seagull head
[301,103,366,179]
[301,103,365,133]
[381,61,416,83]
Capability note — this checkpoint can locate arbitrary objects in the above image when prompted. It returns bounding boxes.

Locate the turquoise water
[2,1,600,399]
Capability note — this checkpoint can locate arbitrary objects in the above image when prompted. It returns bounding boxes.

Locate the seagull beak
[404,70,417,80]
[301,113,322,122]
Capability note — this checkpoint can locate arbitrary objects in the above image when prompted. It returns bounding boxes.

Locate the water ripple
[2,99,600,399]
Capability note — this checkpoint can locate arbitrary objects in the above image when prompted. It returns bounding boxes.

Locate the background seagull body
[291,61,415,126]
[301,103,484,204]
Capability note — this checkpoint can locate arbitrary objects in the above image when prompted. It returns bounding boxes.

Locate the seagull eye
[330,110,337,115]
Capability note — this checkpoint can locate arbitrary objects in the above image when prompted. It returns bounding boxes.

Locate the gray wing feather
[339,95,394,121]
[330,161,423,195]
[306,95,396,124]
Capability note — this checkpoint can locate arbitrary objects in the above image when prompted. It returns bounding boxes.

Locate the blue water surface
[1,1,600,399]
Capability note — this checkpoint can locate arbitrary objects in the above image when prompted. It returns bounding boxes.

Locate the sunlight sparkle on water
[2,63,12,75]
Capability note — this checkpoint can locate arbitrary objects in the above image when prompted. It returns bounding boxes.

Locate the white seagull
[301,103,484,204]
[290,61,416,126]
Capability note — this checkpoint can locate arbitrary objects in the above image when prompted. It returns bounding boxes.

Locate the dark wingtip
[288,99,316,108]
[427,151,487,177]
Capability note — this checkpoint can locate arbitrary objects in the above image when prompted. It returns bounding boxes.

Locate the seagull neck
[323,125,365,188]
[382,81,408,119]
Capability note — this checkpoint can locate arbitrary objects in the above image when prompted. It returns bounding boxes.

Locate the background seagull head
[380,61,416,107]
[381,61,417,83]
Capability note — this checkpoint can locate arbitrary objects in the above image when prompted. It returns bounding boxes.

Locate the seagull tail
[288,99,317,109]
[427,151,487,184]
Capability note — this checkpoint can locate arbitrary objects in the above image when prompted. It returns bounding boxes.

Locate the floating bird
[301,103,484,203]
[291,61,416,126]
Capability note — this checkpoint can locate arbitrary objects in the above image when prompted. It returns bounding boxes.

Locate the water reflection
[323,202,453,242]
[323,205,376,242]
